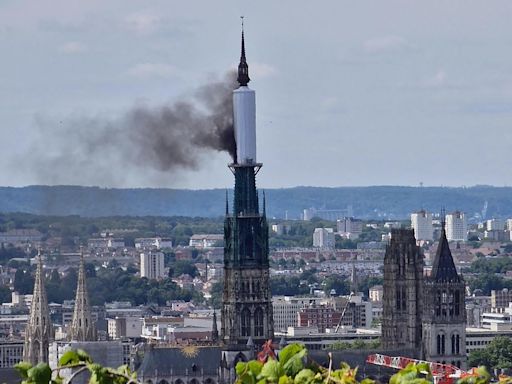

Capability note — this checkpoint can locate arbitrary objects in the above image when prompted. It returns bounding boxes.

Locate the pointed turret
[24,250,52,364]
[211,309,219,343]
[431,217,460,283]
[70,250,96,341]
[237,20,250,87]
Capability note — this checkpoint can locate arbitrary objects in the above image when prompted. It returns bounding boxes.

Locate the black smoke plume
[25,72,237,186]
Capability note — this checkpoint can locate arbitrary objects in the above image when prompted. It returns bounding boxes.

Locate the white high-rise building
[446,211,467,242]
[507,219,512,231]
[410,210,433,241]
[337,217,363,239]
[140,251,165,280]
[313,228,335,249]
[486,218,504,231]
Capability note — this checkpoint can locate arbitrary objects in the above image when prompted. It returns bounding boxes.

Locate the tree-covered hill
[0,185,510,219]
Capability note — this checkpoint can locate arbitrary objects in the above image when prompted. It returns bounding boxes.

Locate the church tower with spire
[24,251,53,364]
[70,251,96,341]
[422,215,466,368]
[221,23,274,346]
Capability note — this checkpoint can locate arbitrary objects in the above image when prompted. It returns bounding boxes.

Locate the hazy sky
[2,0,512,189]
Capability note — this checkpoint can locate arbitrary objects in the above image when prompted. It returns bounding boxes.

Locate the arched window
[158,380,169,384]
[436,290,442,316]
[456,334,460,354]
[254,307,264,337]
[437,333,445,355]
[241,308,251,337]
[175,379,184,384]
[454,291,460,316]
[451,334,456,354]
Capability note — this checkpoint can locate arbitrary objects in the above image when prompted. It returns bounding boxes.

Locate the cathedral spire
[237,17,250,87]
[211,309,219,343]
[431,213,460,283]
[70,248,96,341]
[24,249,52,364]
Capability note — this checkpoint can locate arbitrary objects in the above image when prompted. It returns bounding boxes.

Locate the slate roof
[138,346,222,376]
[431,228,461,283]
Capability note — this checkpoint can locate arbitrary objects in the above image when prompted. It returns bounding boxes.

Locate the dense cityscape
[2,2,512,384]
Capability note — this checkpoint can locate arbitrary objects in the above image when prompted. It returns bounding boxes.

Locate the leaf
[260,359,284,382]
[27,363,52,384]
[279,375,293,384]
[248,361,264,377]
[76,349,92,363]
[279,344,305,367]
[294,369,315,384]
[59,350,79,366]
[236,362,248,376]
[14,362,32,379]
[282,348,306,377]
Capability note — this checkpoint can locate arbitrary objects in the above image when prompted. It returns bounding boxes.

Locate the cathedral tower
[221,26,274,346]
[422,220,466,368]
[382,229,423,350]
[70,251,96,341]
[24,251,53,364]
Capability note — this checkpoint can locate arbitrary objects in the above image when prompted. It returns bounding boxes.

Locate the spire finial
[237,17,250,86]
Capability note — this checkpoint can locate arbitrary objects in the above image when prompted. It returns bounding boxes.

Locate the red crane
[366,354,466,384]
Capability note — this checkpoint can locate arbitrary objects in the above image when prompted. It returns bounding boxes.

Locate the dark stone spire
[237,19,250,87]
[212,309,219,343]
[431,223,460,283]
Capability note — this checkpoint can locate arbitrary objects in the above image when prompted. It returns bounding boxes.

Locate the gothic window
[456,334,460,354]
[437,333,445,355]
[401,288,406,311]
[454,291,461,316]
[254,307,264,337]
[449,292,454,316]
[441,291,448,317]
[436,290,441,316]
[451,334,456,354]
[241,308,251,337]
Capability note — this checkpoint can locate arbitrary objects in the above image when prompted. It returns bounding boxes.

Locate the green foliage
[15,349,138,384]
[169,260,199,278]
[470,257,512,274]
[468,336,512,370]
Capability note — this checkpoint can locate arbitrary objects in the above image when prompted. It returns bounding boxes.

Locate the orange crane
[366,354,466,384]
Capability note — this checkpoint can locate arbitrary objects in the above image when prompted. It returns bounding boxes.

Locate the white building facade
[313,228,335,249]
[411,210,433,241]
[140,252,165,280]
[446,211,468,242]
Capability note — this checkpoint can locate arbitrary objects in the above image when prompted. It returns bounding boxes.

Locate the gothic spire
[70,249,96,341]
[431,214,461,283]
[24,250,52,364]
[211,309,219,343]
[237,18,250,86]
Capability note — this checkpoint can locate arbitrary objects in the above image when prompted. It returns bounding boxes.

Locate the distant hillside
[0,185,509,220]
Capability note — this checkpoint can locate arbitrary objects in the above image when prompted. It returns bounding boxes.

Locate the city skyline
[2,1,512,188]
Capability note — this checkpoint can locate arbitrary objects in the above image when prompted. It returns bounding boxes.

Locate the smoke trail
[25,71,237,186]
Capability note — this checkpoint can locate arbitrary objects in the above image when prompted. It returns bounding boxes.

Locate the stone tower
[70,251,96,341]
[24,252,53,364]
[221,27,274,346]
[382,229,424,350]
[422,222,466,368]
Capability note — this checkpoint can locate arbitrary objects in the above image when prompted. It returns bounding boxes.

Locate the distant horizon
[1,183,511,190]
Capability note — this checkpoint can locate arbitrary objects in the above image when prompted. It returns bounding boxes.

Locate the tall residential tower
[221,28,274,346]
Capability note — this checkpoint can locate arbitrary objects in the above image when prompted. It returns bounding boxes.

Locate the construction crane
[366,354,469,384]
[334,292,353,333]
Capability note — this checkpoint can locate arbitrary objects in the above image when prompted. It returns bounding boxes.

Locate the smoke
[25,71,237,186]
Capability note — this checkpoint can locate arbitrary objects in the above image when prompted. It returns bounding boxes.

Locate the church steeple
[237,18,250,87]
[431,217,460,283]
[70,249,96,341]
[211,309,219,343]
[24,250,52,364]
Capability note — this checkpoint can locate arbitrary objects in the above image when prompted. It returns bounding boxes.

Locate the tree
[170,260,198,278]
[468,336,512,370]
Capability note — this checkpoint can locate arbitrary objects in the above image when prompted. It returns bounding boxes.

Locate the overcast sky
[2,0,512,189]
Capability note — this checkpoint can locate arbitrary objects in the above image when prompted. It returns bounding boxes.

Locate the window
[254,307,264,337]
[241,308,251,337]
